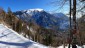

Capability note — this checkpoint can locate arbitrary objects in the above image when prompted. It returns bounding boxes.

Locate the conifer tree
[7,7,13,26]
[16,20,22,33]
[0,7,6,22]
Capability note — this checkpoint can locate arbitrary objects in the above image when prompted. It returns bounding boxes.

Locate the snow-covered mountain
[14,8,69,31]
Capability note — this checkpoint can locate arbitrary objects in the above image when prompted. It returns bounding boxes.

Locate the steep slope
[0,24,48,48]
[14,9,69,31]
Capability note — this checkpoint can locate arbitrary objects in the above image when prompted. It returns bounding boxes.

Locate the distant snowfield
[0,24,48,48]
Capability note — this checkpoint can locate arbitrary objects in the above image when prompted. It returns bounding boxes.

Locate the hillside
[0,24,48,48]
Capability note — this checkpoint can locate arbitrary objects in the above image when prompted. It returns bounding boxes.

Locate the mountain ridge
[14,9,69,31]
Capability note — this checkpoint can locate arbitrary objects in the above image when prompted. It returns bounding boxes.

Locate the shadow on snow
[0,41,33,47]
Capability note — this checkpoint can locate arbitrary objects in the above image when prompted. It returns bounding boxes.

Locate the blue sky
[0,0,69,13]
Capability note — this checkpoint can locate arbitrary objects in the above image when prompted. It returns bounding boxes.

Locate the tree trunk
[72,0,77,48]
[68,0,72,48]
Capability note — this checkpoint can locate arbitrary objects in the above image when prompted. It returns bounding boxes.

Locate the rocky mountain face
[52,13,69,30]
[14,8,69,32]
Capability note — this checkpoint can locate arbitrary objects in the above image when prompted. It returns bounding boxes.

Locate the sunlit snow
[0,24,48,48]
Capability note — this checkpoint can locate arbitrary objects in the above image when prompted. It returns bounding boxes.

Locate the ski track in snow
[0,24,48,48]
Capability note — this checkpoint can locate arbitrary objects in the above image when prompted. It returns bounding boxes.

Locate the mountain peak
[23,8,44,16]
[24,8,44,13]
[28,8,44,11]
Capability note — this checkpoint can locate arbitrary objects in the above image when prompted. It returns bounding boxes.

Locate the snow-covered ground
[57,45,85,48]
[0,24,48,48]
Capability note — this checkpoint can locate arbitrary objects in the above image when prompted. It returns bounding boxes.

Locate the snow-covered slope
[0,24,48,48]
